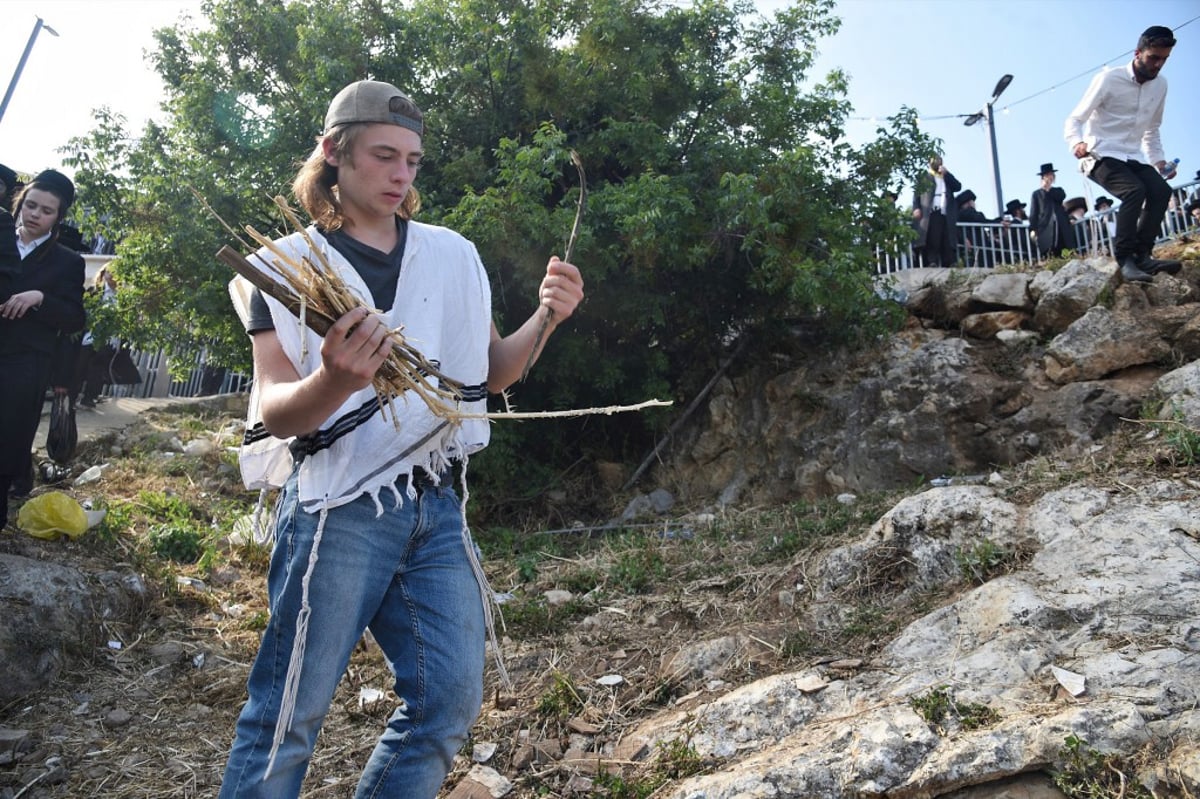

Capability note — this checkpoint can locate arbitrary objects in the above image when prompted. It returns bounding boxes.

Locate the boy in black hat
[1029,163,1071,258]
[992,199,1031,264]
[1064,25,1180,282]
[1,169,86,522]
[955,190,993,267]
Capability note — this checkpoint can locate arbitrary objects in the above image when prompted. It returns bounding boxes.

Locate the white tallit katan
[235,222,492,513]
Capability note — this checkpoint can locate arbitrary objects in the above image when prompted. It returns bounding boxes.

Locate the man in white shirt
[1064,25,1180,283]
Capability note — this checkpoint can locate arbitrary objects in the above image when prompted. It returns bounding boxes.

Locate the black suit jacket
[1029,186,1070,256]
[912,169,962,249]
[0,237,86,358]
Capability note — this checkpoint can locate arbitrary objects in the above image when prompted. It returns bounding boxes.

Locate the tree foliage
[61,0,934,514]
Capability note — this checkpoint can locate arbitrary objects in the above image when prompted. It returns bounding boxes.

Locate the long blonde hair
[292,125,421,231]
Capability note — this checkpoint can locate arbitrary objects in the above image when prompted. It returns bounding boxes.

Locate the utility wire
[848,13,1199,124]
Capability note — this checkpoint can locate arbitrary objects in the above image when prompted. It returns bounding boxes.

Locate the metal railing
[877,178,1199,274]
[100,346,250,401]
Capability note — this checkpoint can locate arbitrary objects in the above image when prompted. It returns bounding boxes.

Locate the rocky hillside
[666,245,1200,508]
[1,246,1199,798]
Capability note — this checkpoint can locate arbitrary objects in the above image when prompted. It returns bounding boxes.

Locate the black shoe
[1120,257,1154,283]
[80,397,97,408]
[1139,256,1182,275]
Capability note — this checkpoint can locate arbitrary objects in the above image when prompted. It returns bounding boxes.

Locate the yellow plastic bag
[17,491,90,541]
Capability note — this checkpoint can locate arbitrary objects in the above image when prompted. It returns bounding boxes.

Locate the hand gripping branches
[519,149,587,381]
[216,197,464,424]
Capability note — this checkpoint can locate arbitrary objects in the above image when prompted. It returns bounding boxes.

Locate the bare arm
[487,256,584,393]
[253,306,394,438]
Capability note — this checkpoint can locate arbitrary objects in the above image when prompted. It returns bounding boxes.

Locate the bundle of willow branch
[208,191,674,427]
[216,196,463,422]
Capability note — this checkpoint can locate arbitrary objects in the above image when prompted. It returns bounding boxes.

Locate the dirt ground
[3,396,1188,798]
[0,402,913,799]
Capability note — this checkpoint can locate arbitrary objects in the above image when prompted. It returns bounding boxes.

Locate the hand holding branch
[521,149,587,380]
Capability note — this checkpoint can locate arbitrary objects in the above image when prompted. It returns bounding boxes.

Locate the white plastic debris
[1051,665,1086,697]
[358,687,386,709]
[74,464,109,486]
[596,674,624,686]
[183,439,215,457]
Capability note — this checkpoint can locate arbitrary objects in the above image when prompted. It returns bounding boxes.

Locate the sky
[2,0,1199,220]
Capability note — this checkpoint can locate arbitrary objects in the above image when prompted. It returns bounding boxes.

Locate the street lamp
[963,74,1013,217]
[0,16,60,127]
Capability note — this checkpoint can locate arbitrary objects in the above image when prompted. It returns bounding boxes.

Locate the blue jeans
[219,471,485,799]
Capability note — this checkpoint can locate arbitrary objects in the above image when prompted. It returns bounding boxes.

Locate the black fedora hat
[29,169,75,213]
[1005,199,1027,213]
[1063,196,1087,215]
[1037,163,1058,175]
[1094,196,1114,211]
[957,189,977,207]
[0,162,16,191]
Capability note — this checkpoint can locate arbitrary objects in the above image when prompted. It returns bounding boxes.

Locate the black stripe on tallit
[239,381,489,457]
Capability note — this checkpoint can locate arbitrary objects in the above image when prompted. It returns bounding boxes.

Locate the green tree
[62,0,933,516]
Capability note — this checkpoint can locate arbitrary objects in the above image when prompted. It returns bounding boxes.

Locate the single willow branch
[520,148,587,381]
[444,398,672,422]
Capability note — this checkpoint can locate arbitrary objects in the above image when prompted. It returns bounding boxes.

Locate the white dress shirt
[16,229,50,260]
[931,175,946,211]
[1064,62,1167,165]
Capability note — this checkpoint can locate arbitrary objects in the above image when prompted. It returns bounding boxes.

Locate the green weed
[1157,409,1200,465]
[910,685,1000,733]
[502,595,591,638]
[148,522,206,564]
[608,540,666,594]
[954,538,1013,584]
[654,736,706,780]
[536,670,584,719]
[753,494,892,564]
[1051,734,1151,798]
[593,733,709,798]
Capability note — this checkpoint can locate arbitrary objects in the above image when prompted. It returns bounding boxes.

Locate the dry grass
[0,397,1194,798]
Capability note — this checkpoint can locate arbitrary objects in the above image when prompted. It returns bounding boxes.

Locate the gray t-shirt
[245,219,407,333]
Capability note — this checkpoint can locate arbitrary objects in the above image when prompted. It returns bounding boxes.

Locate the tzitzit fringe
[456,454,512,690]
[264,500,330,781]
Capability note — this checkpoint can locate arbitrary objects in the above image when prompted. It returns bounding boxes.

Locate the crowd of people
[904,25,1193,277]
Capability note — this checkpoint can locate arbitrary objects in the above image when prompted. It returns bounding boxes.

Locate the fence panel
[877,178,1198,274]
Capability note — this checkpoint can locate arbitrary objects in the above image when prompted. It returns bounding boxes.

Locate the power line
[847,13,1200,125]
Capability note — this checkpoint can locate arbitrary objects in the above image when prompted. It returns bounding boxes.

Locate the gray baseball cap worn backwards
[324,80,424,136]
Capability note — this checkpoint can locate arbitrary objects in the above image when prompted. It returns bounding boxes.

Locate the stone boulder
[0,552,147,704]
[617,482,1200,797]
[666,256,1196,508]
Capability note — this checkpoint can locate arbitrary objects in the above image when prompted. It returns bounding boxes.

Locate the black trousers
[1088,157,1171,261]
[920,211,957,268]
[0,349,53,523]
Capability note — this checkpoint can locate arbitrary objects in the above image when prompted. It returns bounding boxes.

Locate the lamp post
[0,16,60,127]
[963,74,1013,217]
